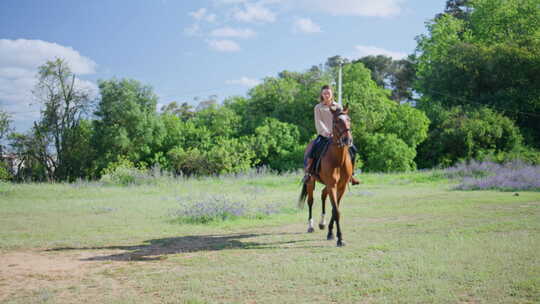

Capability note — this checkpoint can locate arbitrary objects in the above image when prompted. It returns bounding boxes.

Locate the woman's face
[321,88,333,103]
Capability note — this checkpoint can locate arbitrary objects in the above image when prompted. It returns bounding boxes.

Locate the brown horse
[298,105,353,247]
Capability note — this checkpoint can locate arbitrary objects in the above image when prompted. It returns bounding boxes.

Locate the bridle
[333,112,353,148]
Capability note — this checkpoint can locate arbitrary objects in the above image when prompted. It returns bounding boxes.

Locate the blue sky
[0,0,444,132]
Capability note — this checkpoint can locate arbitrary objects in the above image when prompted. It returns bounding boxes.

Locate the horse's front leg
[329,186,345,247]
[327,212,335,240]
[319,187,328,230]
[335,183,348,246]
[306,181,315,233]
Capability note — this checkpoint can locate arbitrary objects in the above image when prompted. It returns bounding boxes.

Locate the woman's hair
[319,85,334,102]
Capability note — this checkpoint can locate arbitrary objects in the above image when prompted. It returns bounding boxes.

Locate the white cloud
[233,3,276,23]
[184,23,201,36]
[206,14,217,22]
[189,8,217,22]
[0,39,96,74]
[207,39,241,52]
[226,77,261,87]
[73,78,99,97]
[295,0,403,17]
[216,0,247,4]
[185,8,217,38]
[0,39,98,132]
[211,27,256,39]
[293,18,322,34]
[190,8,207,19]
[354,45,407,59]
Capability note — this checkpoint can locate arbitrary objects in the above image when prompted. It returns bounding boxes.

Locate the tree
[167,137,255,176]
[340,61,429,171]
[93,78,165,172]
[161,101,195,121]
[61,119,97,179]
[238,77,303,139]
[354,55,394,88]
[380,104,429,148]
[436,0,471,20]
[353,55,417,103]
[341,62,395,137]
[416,0,540,146]
[192,105,241,138]
[416,103,523,168]
[362,133,417,172]
[325,55,350,71]
[30,58,94,180]
[251,118,302,171]
[390,56,417,102]
[0,110,11,155]
[195,95,218,112]
[8,131,52,181]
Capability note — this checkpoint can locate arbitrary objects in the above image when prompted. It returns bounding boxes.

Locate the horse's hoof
[327,234,334,240]
[337,240,346,247]
[307,227,314,233]
[319,224,325,230]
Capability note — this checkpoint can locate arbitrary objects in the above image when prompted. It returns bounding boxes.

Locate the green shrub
[167,137,255,176]
[0,164,11,181]
[360,133,417,172]
[100,156,151,186]
[167,147,208,176]
[380,104,430,148]
[478,146,540,165]
[206,137,255,174]
[251,118,302,171]
[416,104,524,168]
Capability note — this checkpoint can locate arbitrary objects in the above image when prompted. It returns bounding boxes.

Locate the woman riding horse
[299,85,358,247]
[303,85,359,185]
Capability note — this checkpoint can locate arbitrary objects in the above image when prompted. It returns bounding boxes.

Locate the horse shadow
[47,232,314,262]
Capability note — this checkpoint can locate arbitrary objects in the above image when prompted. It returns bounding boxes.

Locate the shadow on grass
[47,232,317,261]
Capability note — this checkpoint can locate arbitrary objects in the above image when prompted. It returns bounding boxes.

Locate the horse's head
[331,104,353,148]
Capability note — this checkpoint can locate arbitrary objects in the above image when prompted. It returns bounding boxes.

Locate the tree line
[0,0,538,182]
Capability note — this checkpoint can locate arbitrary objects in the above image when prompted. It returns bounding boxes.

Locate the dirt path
[0,223,308,303]
[1,249,137,303]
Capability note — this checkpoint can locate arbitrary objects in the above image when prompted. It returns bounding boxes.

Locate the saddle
[304,139,332,177]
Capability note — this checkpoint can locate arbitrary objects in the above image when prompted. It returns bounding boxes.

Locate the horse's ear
[343,104,349,114]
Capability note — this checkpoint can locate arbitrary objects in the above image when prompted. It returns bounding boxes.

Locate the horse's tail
[298,182,307,209]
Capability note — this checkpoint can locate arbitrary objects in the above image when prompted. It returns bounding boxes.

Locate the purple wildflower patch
[443,160,502,179]
[173,195,286,224]
[444,160,540,191]
[175,195,248,223]
[256,202,283,216]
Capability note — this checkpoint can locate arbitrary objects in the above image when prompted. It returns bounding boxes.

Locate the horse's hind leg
[306,181,315,233]
[319,187,328,230]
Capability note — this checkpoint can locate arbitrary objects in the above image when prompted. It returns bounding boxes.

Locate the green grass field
[1,171,539,303]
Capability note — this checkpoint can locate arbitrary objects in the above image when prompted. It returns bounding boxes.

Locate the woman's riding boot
[349,147,361,185]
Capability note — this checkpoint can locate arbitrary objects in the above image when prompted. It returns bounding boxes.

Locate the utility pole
[338,58,343,106]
